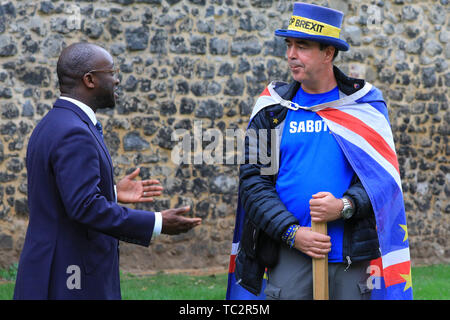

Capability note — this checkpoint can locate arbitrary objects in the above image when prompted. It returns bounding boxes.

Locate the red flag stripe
[370,257,384,277]
[228,255,236,273]
[383,260,411,288]
[318,108,400,174]
[259,87,270,96]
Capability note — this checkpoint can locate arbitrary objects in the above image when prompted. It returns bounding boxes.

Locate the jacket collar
[58,96,97,125]
[53,98,93,125]
[333,66,366,96]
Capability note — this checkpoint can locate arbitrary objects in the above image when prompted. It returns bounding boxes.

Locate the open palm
[116,168,163,203]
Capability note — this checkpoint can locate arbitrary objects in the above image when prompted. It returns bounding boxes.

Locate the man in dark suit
[13,42,202,300]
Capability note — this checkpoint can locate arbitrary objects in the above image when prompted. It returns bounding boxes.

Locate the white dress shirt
[59,96,162,238]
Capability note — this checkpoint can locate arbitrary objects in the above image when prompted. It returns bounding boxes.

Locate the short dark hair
[56,42,100,90]
[319,43,339,60]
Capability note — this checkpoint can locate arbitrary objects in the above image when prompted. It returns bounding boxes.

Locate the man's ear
[324,46,336,63]
[82,73,95,89]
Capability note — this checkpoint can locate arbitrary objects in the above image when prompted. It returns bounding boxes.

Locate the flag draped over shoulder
[226,81,413,300]
[226,193,266,300]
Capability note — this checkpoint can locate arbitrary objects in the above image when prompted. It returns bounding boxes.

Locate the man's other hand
[161,206,202,235]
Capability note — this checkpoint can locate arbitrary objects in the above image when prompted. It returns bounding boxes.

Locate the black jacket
[235,67,380,296]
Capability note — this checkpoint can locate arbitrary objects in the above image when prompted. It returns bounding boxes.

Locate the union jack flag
[226,81,413,300]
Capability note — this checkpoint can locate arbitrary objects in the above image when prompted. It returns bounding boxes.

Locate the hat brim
[275,29,350,51]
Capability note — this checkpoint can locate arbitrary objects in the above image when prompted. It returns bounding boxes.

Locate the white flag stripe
[250,96,278,121]
[231,242,239,255]
[382,247,410,269]
[333,103,396,152]
[325,120,402,190]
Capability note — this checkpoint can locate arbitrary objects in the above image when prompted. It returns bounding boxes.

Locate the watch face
[342,198,353,219]
[343,207,353,218]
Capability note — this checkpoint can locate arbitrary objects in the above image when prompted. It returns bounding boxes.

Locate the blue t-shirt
[275,86,354,263]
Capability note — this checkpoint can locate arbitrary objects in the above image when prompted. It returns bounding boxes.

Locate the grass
[120,272,227,300]
[0,263,18,282]
[0,282,14,300]
[411,264,450,300]
[0,264,448,300]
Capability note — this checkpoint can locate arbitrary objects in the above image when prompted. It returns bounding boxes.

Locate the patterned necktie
[95,121,103,139]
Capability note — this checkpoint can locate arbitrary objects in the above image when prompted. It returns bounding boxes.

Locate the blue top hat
[275,2,350,51]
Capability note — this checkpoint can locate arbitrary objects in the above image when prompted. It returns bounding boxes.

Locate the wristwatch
[340,197,354,220]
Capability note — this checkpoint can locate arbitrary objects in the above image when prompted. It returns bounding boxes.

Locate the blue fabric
[275,86,353,263]
[326,98,413,299]
[227,271,266,300]
[14,99,155,299]
[292,2,343,28]
[226,191,268,300]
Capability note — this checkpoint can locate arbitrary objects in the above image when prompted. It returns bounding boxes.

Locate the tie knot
[95,121,103,138]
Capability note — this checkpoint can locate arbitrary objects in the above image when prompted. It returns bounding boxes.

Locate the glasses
[84,67,120,78]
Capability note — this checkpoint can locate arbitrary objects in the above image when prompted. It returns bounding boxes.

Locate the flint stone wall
[0,0,448,273]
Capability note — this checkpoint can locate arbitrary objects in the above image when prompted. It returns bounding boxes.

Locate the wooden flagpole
[311,221,329,300]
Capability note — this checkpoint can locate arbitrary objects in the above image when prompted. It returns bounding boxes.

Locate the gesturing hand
[293,227,331,259]
[116,168,163,204]
[161,206,202,235]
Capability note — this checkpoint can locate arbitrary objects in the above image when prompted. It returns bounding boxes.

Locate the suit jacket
[14,99,155,300]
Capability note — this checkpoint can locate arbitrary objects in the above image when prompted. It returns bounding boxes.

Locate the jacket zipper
[345,255,352,271]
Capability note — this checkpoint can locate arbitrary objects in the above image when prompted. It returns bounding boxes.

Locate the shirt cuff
[114,185,117,203]
[152,212,162,238]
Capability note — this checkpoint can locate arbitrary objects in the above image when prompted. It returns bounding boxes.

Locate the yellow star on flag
[399,224,408,242]
[273,118,278,124]
[400,270,412,292]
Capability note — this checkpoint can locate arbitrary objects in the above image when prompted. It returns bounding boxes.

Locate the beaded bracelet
[281,224,300,248]
[281,224,295,242]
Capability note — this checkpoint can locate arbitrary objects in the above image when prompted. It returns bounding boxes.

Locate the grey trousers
[265,245,372,300]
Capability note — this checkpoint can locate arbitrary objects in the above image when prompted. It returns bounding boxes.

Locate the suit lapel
[53,99,114,176]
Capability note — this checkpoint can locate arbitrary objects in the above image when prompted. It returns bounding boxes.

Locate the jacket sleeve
[343,175,374,221]
[239,107,298,241]
[52,126,155,246]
